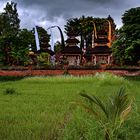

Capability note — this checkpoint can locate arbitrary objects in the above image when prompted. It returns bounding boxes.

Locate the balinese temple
[86,15,116,65]
[60,32,83,66]
[38,32,55,59]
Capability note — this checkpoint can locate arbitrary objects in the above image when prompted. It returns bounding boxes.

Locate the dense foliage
[65,16,115,49]
[0,1,139,67]
[0,1,51,66]
[0,1,35,66]
[36,26,50,51]
[0,1,20,65]
[112,7,140,65]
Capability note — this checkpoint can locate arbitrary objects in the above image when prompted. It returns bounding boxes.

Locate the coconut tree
[79,87,133,140]
[64,18,80,36]
[65,16,109,50]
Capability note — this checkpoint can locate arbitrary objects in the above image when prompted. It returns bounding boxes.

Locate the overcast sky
[0,0,140,41]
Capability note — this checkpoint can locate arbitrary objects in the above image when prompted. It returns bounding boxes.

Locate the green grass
[0,73,139,140]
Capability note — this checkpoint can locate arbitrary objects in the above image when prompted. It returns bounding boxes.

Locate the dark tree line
[112,7,140,65]
[64,16,115,50]
[0,1,140,66]
[0,1,51,66]
[65,8,140,65]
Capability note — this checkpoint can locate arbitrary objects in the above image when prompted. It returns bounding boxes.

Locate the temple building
[60,32,83,66]
[86,15,116,65]
[36,29,55,64]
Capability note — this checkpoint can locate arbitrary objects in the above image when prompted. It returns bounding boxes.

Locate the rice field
[0,73,139,140]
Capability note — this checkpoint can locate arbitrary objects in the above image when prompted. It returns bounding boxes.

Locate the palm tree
[65,16,94,49]
[79,87,133,140]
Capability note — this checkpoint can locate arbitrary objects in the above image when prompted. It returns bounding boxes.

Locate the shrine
[60,32,82,66]
[85,15,116,65]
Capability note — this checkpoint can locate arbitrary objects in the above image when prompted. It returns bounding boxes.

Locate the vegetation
[0,1,140,67]
[0,1,35,66]
[0,73,139,140]
[54,41,62,53]
[80,87,133,140]
[0,2,51,66]
[36,26,51,51]
[3,87,16,95]
[0,1,20,65]
[65,16,115,49]
[112,7,140,65]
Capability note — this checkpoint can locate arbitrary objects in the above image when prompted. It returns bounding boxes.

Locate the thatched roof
[61,46,83,54]
[94,38,109,43]
[37,48,55,56]
[65,38,80,44]
[88,46,112,54]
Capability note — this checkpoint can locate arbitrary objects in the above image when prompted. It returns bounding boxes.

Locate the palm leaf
[120,105,131,124]
[76,101,100,119]
[79,87,133,140]
[80,93,109,118]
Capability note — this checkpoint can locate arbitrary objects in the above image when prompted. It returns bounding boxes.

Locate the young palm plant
[79,87,133,140]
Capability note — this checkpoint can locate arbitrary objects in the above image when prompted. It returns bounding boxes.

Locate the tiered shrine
[60,32,82,66]
[59,15,116,66]
[86,15,116,65]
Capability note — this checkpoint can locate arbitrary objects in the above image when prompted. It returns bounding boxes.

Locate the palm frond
[76,101,100,119]
[120,105,131,124]
[79,87,133,140]
[80,93,109,118]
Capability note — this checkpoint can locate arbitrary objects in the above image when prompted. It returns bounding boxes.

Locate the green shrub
[4,87,16,95]
[79,87,133,140]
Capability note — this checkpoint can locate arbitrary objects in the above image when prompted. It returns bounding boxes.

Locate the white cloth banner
[34,26,40,51]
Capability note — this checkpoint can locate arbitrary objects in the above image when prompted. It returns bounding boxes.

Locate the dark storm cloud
[12,0,128,19]
[12,0,139,22]
[0,0,139,41]
[1,0,140,31]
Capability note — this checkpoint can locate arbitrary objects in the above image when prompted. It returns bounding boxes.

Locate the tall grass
[0,73,139,140]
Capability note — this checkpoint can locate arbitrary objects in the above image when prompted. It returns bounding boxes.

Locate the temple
[49,15,116,67]
[58,15,116,67]
[60,32,82,66]
[85,15,116,65]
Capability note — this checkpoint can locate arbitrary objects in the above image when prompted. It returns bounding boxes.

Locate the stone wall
[0,70,140,76]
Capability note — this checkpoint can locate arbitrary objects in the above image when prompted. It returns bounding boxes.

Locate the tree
[54,41,61,53]
[11,29,35,65]
[65,16,94,49]
[1,1,20,36]
[64,16,112,50]
[36,26,51,51]
[64,18,80,36]
[112,7,140,65]
[0,1,20,65]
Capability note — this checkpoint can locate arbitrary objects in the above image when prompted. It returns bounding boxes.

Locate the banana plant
[79,87,133,140]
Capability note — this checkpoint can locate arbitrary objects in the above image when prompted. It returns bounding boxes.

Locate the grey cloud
[0,0,139,41]
[2,0,140,18]
[1,0,140,30]
[14,0,127,18]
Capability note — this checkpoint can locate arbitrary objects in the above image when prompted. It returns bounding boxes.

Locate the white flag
[34,26,40,51]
